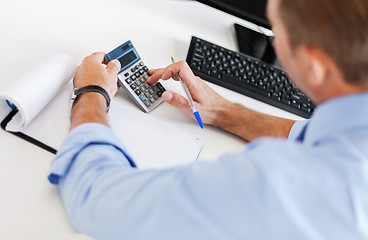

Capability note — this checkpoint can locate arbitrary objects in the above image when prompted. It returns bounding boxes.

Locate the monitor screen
[196,0,270,29]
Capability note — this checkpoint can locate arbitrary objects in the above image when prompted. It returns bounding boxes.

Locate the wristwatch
[70,85,111,111]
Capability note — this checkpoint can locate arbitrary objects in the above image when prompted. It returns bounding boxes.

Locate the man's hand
[70,52,121,130]
[147,60,231,126]
[73,52,121,98]
[147,60,295,141]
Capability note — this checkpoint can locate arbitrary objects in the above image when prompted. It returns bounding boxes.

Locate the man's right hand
[147,60,231,127]
[147,60,296,141]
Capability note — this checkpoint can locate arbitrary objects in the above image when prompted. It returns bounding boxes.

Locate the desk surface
[0,0,303,239]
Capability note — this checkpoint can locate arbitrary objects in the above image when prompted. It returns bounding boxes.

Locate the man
[49,0,368,239]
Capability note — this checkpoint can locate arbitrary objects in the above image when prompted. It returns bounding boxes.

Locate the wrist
[72,85,111,111]
[209,101,238,127]
[70,92,109,130]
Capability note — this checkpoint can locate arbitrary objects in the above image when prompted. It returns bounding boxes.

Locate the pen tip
[193,111,204,129]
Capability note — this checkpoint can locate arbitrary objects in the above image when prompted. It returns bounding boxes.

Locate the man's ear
[302,46,329,88]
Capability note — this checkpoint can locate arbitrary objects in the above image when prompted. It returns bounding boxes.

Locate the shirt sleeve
[48,123,136,185]
[288,120,309,142]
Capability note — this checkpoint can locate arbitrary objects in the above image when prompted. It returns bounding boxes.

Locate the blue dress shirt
[49,93,368,240]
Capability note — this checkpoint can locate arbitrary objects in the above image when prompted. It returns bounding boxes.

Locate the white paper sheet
[109,101,202,169]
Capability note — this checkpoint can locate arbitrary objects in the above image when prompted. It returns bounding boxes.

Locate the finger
[162,91,191,114]
[85,52,106,63]
[106,59,121,75]
[146,68,166,84]
[148,69,156,75]
[147,66,180,84]
[163,61,197,88]
[162,68,180,81]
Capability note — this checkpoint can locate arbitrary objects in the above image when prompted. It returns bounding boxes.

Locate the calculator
[105,41,166,112]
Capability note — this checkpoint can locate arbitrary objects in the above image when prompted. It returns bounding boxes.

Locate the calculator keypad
[118,61,166,112]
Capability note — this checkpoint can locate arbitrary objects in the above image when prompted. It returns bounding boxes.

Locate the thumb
[162,91,191,112]
[106,59,121,75]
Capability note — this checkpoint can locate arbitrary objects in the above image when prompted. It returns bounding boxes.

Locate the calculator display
[118,51,137,67]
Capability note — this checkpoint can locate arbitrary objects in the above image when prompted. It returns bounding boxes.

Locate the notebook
[0,54,203,169]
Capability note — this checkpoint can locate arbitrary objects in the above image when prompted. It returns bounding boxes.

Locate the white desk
[0,0,303,239]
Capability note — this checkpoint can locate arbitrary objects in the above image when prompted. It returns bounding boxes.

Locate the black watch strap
[72,85,111,110]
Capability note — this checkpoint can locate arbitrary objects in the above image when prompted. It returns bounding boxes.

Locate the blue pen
[171,57,204,129]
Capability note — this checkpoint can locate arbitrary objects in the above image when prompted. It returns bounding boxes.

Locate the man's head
[267,0,368,104]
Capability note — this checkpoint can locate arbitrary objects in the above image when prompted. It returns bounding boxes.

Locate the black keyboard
[186,36,315,118]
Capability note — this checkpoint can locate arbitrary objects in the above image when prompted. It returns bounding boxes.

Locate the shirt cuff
[48,123,136,185]
[288,120,310,142]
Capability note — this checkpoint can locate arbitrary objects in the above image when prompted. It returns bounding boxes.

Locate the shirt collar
[303,92,368,145]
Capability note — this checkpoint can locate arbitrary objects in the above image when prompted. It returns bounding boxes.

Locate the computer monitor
[196,0,270,29]
[196,0,281,68]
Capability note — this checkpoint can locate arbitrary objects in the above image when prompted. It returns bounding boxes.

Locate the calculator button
[143,66,148,72]
[139,69,144,75]
[134,89,142,96]
[142,74,149,80]
[149,97,155,103]
[148,89,154,94]
[139,95,147,102]
[144,92,150,98]
[124,73,129,77]
[131,68,135,73]
[135,72,141,78]
[144,101,151,107]
[152,85,159,92]
[135,65,140,71]
[153,94,159,100]
[135,79,141,86]
[156,90,162,97]
[156,82,165,92]
[131,75,136,81]
[125,78,132,84]
[139,78,146,84]
[140,62,144,66]
[130,83,137,90]
[139,85,145,91]
[143,83,150,89]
